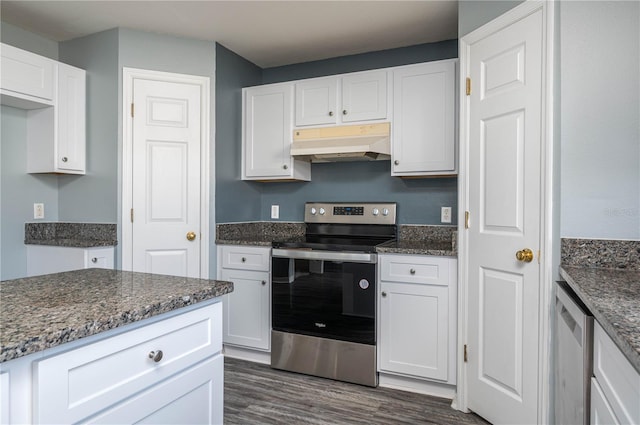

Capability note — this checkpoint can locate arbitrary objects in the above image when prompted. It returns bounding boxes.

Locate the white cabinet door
[26,245,114,277]
[341,71,387,123]
[243,84,310,181]
[295,77,337,126]
[391,60,456,176]
[379,281,449,381]
[221,268,270,350]
[0,371,8,425]
[87,355,223,425]
[591,377,621,425]
[55,62,86,173]
[294,71,388,127]
[0,43,54,102]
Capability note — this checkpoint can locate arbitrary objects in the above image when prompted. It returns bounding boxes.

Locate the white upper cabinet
[242,83,310,181]
[294,70,388,127]
[1,43,54,105]
[391,59,456,177]
[1,43,87,175]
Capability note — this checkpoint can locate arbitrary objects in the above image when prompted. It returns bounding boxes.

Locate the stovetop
[273,202,397,252]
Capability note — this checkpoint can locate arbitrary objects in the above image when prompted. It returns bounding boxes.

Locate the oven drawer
[220,245,270,271]
[380,254,451,286]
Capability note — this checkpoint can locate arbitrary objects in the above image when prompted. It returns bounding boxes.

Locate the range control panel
[304,202,397,225]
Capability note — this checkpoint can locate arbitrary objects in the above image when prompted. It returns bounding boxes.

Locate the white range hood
[290,122,390,163]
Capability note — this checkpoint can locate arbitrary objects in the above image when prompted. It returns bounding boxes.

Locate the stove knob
[372,208,379,216]
[382,208,389,216]
[319,208,326,215]
[310,207,317,215]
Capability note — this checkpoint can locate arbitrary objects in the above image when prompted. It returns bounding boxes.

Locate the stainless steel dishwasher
[555,281,593,425]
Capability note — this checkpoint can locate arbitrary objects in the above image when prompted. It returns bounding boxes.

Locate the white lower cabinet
[33,302,223,424]
[26,245,115,277]
[378,254,457,385]
[591,321,640,425]
[218,245,271,351]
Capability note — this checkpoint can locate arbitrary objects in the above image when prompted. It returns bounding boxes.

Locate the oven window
[272,257,376,345]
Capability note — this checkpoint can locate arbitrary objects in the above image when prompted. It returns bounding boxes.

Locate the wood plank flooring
[224,357,489,424]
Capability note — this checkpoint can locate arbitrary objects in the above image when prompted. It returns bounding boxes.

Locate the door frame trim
[121,67,211,278]
[456,1,556,422]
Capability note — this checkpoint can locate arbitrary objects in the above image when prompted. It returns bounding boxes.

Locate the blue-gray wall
[458,0,525,36]
[215,44,263,223]
[215,40,459,224]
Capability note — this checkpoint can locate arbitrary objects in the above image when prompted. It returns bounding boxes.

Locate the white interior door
[131,78,202,277]
[463,5,546,424]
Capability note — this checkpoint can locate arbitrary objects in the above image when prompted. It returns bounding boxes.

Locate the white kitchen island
[0,268,233,424]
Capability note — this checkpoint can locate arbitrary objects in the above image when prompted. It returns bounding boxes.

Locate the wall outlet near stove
[34,203,45,219]
[441,206,452,224]
[271,205,280,219]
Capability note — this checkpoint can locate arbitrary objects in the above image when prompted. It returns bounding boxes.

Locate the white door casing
[458,2,555,424]
[122,68,210,278]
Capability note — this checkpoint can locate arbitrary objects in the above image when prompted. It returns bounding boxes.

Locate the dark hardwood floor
[224,357,489,424]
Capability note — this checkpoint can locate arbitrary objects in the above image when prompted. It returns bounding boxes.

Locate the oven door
[271,249,377,345]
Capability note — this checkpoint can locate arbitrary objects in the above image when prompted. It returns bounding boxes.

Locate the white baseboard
[378,372,457,400]
[223,344,271,365]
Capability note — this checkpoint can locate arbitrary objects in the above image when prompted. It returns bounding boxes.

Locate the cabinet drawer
[380,255,453,286]
[221,245,270,271]
[591,377,620,425]
[33,302,222,424]
[1,43,54,102]
[593,322,640,425]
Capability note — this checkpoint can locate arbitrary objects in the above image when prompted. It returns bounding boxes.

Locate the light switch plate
[34,203,44,219]
[271,205,279,219]
[441,206,452,223]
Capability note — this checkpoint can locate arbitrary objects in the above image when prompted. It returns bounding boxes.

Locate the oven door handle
[271,249,377,264]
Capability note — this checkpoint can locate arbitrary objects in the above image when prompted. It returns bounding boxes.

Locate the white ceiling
[0,1,459,68]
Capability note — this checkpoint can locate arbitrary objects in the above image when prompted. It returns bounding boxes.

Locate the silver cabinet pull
[61,157,68,162]
[381,292,387,297]
[394,160,399,165]
[342,110,347,115]
[148,350,163,362]
[283,164,288,170]
[410,268,416,275]
[91,257,98,263]
[241,257,246,263]
[328,111,334,117]
[261,280,266,286]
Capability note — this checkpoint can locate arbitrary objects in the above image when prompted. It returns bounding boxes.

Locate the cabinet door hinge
[130,208,134,223]
[131,103,134,118]
[465,211,470,229]
[464,344,468,362]
[466,77,471,96]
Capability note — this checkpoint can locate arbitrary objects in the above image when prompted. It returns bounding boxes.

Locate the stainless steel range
[271,202,397,387]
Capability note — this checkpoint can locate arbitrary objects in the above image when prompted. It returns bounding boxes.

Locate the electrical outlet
[441,206,452,224]
[34,203,45,219]
[271,205,280,219]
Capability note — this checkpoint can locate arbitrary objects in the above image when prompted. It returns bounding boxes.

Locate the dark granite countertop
[0,269,233,363]
[376,239,456,256]
[25,222,117,247]
[559,265,640,374]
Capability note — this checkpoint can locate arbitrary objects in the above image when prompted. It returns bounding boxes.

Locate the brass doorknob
[186,231,196,241]
[515,248,534,263]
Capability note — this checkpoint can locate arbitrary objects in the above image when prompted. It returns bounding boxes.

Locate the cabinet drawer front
[34,302,222,424]
[1,43,54,101]
[380,255,452,285]
[87,354,223,425]
[591,377,621,425]
[84,247,115,269]
[221,245,270,271]
[593,322,640,425]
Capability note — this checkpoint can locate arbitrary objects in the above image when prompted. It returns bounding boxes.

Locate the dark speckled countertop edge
[25,239,118,247]
[560,266,640,374]
[0,269,233,363]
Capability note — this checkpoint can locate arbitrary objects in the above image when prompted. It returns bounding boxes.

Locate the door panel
[465,5,544,424]
[132,79,201,277]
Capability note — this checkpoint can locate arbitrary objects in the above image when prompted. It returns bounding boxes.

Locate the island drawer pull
[148,350,163,363]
